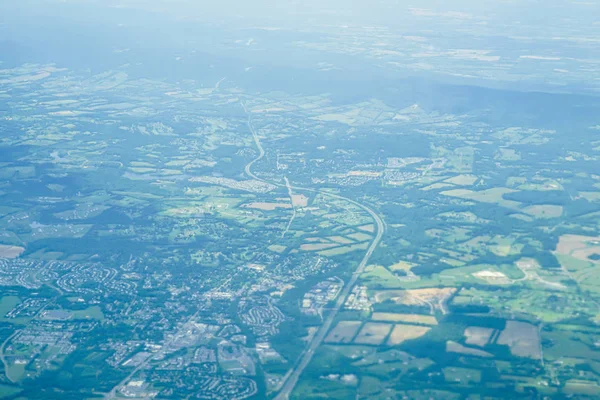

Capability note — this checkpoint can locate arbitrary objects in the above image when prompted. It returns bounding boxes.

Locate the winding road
[241,103,385,399]
[0,331,19,383]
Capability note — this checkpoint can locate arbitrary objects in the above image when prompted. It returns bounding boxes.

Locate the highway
[281,177,297,238]
[242,103,385,399]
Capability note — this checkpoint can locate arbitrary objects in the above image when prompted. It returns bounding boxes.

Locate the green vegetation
[0,11,599,399]
[0,296,20,318]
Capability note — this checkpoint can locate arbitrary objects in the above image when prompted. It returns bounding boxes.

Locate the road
[241,103,385,399]
[105,311,200,399]
[0,331,19,383]
[282,177,297,238]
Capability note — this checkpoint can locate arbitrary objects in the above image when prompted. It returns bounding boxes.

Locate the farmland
[1,2,600,398]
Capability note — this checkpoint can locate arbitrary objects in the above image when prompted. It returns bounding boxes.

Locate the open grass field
[523,204,563,219]
[454,285,590,323]
[542,330,600,362]
[0,166,36,179]
[6,361,27,383]
[496,148,521,161]
[0,384,22,398]
[371,313,437,325]
[351,349,411,367]
[268,245,287,253]
[323,211,370,227]
[0,245,25,258]
[441,187,521,210]
[443,367,482,384]
[579,192,600,202]
[72,306,105,321]
[318,242,368,257]
[563,381,600,396]
[488,235,523,256]
[243,202,291,211]
[360,265,405,289]
[426,227,472,244]
[0,296,20,318]
[421,182,455,191]
[300,243,338,251]
[446,341,492,357]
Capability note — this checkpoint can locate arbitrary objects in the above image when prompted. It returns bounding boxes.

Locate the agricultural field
[371,313,437,325]
[1,1,600,399]
[354,323,393,345]
[325,321,362,344]
[387,324,431,345]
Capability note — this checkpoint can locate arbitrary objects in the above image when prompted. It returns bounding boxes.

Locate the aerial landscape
[1,0,600,398]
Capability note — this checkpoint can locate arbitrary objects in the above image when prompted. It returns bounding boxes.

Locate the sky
[5,0,600,28]
[2,0,599,95]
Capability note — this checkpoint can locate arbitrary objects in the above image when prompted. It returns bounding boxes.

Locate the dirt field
[554,235,600,292]
[243,202,291,211]
[348,232,372,242]
[358,224,375,233]
[464,326,495,347]
[523,204,563,219]
[473,270,511,285]
[374,287,457,314]
[300,243,338,251]
[318,242,368,257]
[555,234,600,260]
[347,171,382,178]
[387,324,430,345]
[325,321,362,343]
[441,187,521,210]
[291,194,309,207]
[446,341,492,357]
[497,321,541,359]
[328,236,354,244]
[0,245,25,259]
[305,237,331,243]
[371,313,437,326]
[354,323,393,345]
[444,174,478,186]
